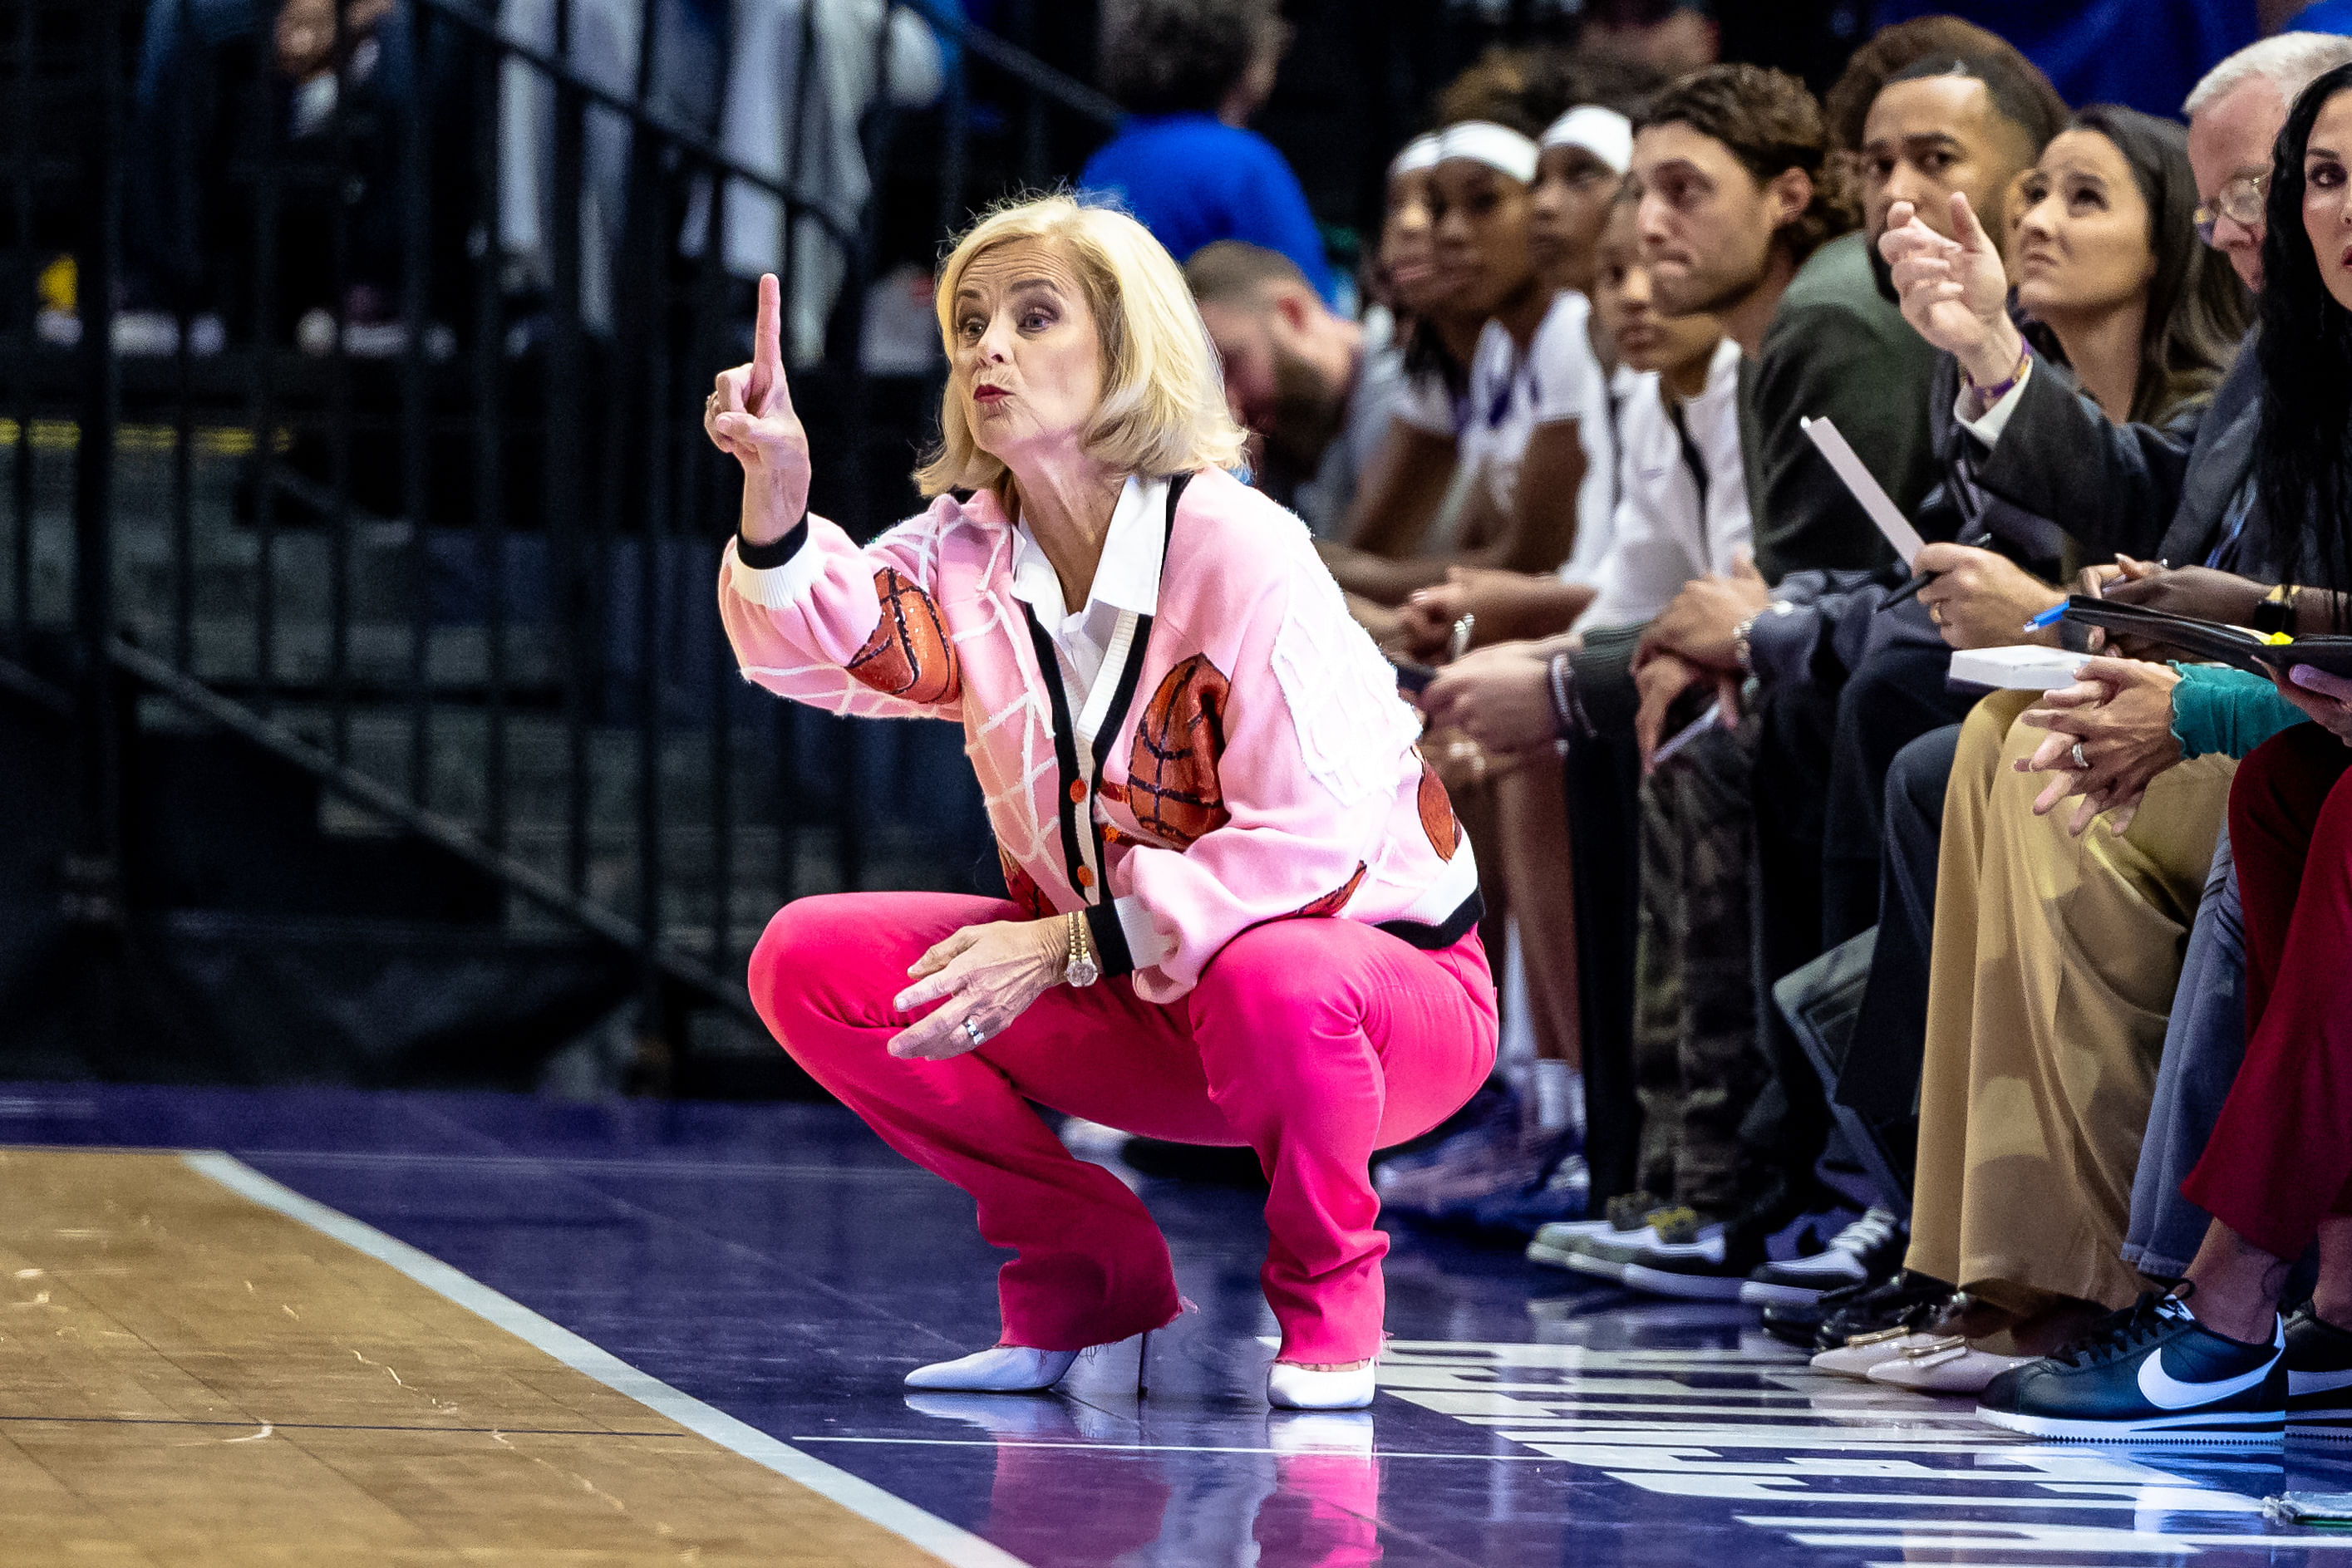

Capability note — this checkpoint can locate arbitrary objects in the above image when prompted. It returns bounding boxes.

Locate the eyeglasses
[2195,171,2270,247]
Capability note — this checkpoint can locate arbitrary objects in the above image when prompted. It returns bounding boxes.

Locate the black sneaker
[1619,1211,1766,1301]
[1977,1292,2284,1445]
[2286,1304,2352,1440]
[1801,1269,1953,1353]
[1740,1207,1907,1308]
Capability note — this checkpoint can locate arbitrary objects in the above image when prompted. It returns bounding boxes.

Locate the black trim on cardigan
[1084,902,1135,980]
[1021,606,1094,902]
[1377,889,1484,952]
[735,516,808,569]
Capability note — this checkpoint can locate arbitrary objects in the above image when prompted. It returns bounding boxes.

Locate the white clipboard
[1801,415,1926,568]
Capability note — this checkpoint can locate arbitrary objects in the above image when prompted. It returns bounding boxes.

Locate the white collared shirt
[1006,474,1169,710]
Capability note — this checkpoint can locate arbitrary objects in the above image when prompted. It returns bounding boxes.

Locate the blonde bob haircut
[915,193,1249,500]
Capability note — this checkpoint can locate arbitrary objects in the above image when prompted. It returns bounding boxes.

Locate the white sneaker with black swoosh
[2286,1304,2352,1440]
[1976,1291,2284,1445]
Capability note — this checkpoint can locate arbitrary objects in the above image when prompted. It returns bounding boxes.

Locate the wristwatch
[1732,601,1794,676]
[2253,583,2300,637]
[1063,911,1100,988]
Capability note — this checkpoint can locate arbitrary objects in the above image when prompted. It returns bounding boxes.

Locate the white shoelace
[1824,1207,1901,1257]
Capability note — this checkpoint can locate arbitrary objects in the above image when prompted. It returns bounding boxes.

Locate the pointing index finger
[748,273,785,415]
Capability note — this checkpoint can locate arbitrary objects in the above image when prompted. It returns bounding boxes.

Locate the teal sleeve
[2168,662,2310,759]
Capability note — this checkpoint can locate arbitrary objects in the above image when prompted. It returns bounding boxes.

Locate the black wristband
[736,516,808,569]
[1083,902,1137,980]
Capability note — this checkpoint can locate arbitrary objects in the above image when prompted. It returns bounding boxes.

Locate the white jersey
[1460,291,1607,521]
[1577,336,1750,631]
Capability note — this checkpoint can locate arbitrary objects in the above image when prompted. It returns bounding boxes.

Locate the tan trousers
[1905,691,2236,1311]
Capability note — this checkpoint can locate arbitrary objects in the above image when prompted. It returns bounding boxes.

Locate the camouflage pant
[1632,716,1771,1218]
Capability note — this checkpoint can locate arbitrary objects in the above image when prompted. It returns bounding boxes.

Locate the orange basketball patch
[848,568,960,705]
[1418,764,1460,858]
[1128,655,1232,851]
[1291,863,1367,918]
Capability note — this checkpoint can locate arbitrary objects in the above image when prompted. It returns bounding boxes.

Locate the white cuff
[727,531,829,609]
[1955,358,2033,447]
[1114,895,1178,970]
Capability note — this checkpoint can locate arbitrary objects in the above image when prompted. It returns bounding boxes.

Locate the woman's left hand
[888,918,1069,1059]
[2014,656,2184,836]
[2272,663,2352,746]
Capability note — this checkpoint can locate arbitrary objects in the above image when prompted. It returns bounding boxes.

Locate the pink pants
[749,892,1498,1363]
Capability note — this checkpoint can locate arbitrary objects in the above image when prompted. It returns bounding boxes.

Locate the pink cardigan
[718,465,1480,1002]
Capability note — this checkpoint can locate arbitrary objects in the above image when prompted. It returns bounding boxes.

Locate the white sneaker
[1739,1207,1907,1307]
[1268,1359,1376,1411]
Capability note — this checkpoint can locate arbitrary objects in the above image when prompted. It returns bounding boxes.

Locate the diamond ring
[962,1017,987,1047]
[2071,740,2089,770]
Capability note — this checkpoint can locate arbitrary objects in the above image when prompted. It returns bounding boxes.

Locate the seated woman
[1952,65,2352,1441]
[707,196,1493,1413]
[1814,104,2253,1391]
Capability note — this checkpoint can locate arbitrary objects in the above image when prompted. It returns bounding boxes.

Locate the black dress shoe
[1807,1269,1954,1353]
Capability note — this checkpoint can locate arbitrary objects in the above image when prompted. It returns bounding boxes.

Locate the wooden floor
[0,1146,946,1567]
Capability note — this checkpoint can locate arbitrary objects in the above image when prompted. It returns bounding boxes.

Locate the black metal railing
[0,0,1119,1082]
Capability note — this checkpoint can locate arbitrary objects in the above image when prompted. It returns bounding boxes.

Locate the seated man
[1187,242,1407,541]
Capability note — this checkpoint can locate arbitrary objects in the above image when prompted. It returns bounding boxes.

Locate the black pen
[1877,569,1940,613]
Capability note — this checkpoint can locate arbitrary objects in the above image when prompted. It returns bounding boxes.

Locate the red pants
[2181,725,2352,1261]
[748,892,1497,1363]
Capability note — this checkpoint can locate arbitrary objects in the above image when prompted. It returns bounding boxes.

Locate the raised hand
[1878,193,2023,387]
[705,273,811,544]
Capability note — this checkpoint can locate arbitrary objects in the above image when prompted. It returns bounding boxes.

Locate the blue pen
[2023,602,2067,632]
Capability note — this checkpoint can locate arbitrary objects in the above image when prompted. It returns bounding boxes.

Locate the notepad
[1802,415,1926,567]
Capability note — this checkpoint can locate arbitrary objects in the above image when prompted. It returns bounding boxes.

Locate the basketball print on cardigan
[847,568,961,705]
[1128,654,1233,850]
[1417,764,1460,858]
[1290,863,1368,918]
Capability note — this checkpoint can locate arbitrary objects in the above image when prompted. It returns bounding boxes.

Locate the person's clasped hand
[1641,553,1768,671]
[1915,541,2063,650]
[1634,650,1733,775]
[888,921,1070,1059]
[2014,656,2185,835]
[1418,641,1557,755]
[2271,663,2352,747]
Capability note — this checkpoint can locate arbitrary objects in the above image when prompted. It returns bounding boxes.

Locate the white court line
[183,1151,1030,1568]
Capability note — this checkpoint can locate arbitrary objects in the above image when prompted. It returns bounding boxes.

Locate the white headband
[1435,120,1540,184]
[1542,106,1634,177]
[1389,134,1442,179]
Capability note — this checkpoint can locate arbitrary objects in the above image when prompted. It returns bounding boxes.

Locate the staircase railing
[0,0,1120,1084]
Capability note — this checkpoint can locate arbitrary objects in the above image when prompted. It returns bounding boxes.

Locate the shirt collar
[1006,475,1168,622]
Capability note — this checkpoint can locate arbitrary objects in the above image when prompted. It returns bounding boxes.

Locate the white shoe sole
[1268,1362,1376,1410]
[1621,1262,1749,1300]
[1976,1403,2284,1444]
[1739,1278,1836,1307]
